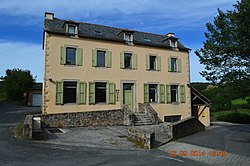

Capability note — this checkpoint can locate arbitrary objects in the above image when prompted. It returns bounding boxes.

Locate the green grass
[232,97,250,105]
[212,109,250,124]
[14,122,24,139]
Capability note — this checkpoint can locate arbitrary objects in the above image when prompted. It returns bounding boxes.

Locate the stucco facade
[43,13,192,122]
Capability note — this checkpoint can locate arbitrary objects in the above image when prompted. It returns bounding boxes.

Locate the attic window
[170,40,176,48]
[68,25,76,35]
[144,39,151,43]
[94,30,102,35]
[124,33,132,42]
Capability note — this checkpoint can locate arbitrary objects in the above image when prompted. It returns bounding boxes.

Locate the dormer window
[66,24,78,37]
[170,40,176,48]
[124,33,132,42]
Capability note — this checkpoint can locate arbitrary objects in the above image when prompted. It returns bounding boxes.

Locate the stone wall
[23,115,33,139]
[169,116,205,139]
[123,105,135,126]
[41,109,124,128]
[128,127,155,149]
[138,103,159,124]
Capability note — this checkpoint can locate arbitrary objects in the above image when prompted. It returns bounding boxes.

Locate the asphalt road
[0,102,203,166]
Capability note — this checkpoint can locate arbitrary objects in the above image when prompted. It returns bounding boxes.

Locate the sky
[0,0,237,82]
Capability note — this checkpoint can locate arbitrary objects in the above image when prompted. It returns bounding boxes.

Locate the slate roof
[44,17,190,51]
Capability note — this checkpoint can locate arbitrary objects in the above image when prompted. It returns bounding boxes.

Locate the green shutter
[166,84,171,103]
[60,46,66,65]
[78,81,86,104]
[132,53,138,70]
[168,57,171,72]
[159,84,165,103]
[92,49,97,67]
[108,83,116,104]
[146,55,150,70]
[157,56,161,71]
[120,52,124,69]
[56,81,63,105]
[76,48,83,66]
[144,84,149,103]
[106,51,112,68]
[89,82,95,104]
[177,58,182,72]
[180,85,186,103]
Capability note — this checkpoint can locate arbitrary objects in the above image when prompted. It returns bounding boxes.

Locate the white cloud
[0,0,237,29]
[0,41,43,82]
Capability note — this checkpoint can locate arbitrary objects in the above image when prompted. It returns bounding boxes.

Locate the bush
[215,111,250,124]
[14,122,24,139]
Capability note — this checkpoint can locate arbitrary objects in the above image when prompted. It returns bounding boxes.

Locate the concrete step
[134,121,154,126]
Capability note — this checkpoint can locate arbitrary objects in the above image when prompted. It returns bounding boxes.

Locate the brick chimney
[45,12,54,20]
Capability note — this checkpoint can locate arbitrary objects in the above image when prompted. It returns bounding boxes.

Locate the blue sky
[0,0,237,82]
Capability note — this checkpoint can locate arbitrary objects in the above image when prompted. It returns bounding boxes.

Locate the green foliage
[191,82,210,92]
[195,0,250,83]
[14,122,24,139]
[212,109,250,124]
[1,69,34,101]
[232,97,250,105]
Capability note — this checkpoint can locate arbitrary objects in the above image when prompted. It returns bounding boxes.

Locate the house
[42,12,205,127]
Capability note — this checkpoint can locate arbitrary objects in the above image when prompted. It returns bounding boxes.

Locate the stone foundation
[41,109,124,128]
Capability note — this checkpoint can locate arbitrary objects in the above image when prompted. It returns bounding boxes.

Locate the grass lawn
[232,97,250,105]
[212,109,250,124]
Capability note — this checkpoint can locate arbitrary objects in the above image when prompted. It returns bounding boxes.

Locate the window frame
[65,47,77,65]
[148,84,158,103]
[63,81,77,104]
[95,82,107,104]
[96,50,106,67]
[170,57,177,72]
[149,55,157,71]
[124,53,132,69]
[170,85,179,103]
[66,24,78,37]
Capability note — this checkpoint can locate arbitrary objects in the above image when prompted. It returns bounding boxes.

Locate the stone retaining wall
[41,109,124,128]
[23,115,33,139]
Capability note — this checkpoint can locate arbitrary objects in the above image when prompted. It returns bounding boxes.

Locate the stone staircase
[134,113,154,126]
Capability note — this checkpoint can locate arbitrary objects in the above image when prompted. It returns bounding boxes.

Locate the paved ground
[0,102,202,166]
[159,121,250,166]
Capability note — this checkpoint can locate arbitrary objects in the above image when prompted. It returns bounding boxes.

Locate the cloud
[0,0,237,30]
[0,41,43,82]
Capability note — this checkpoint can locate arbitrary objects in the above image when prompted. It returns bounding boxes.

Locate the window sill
[95,102,108,105]
[63,103,77,106]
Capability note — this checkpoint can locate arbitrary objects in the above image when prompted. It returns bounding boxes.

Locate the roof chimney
[166,32,175,37]
[45,12,54,20]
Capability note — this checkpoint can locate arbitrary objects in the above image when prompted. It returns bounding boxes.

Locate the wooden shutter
[157,56,161,71]
[180,85,186,103]
[60,46,66,65]
[92,49,97,67]
[76,48,83,66]
[106,51,112,68]
[168,57,171,72]
[159,84,165,103]
[132,53,138,70]
[108,83,116,104]
[120,52,124,69]
[56,81,63,105]
[166,84,171,103]
[89,82,95,104]
[177,58,182,72]
[78,81,86,104]
[146,55,150,70]
[144,84,149,103]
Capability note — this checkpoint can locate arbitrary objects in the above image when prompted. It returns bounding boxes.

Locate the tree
[195,0,250,83]
[1,69,35,101]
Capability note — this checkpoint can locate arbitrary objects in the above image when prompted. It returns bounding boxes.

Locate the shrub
[216,111,250,124]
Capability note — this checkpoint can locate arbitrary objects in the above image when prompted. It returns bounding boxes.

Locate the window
[124,53,132,69]
[171,58,177,72]
[63,82,77,104]
[124,33,132,42]
[95,82,107,103]
[92,49,112,68]
[150,56,157,70]
[149,84,158,103]
[120,52,137,70]
[97,50,106,67]
[66,47,76,65]
[164,115,181,123]
[171,85,178,103]
[168,57,182,72]
[146,55,161,71]
[68,25,76,35]
[170,40,175,48]
[94,30,102,36]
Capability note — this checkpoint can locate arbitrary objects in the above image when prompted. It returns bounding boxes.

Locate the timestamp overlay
[158,142,250,166]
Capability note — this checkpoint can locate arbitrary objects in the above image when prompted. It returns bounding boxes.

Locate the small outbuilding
[189,85,211,127]
[26,83,42,107]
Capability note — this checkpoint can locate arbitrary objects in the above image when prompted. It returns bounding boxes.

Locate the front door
[123,83,134,112]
